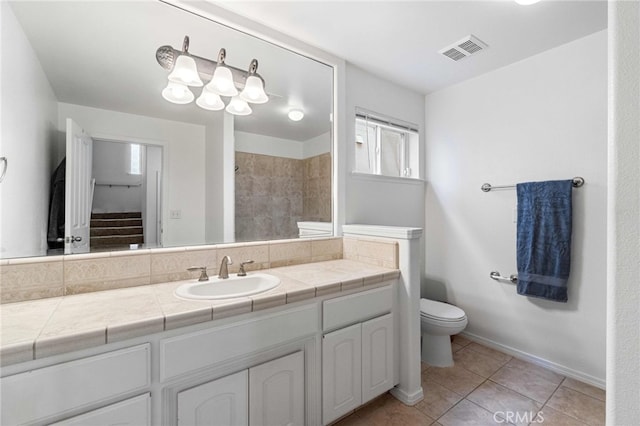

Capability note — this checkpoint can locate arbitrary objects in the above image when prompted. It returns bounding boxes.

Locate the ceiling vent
[439,35,488,62]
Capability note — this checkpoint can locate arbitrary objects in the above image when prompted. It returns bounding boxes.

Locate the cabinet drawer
[49,393,150,426]
[1,344,150,426]
[323,286,392,331]
[161,304,319,382]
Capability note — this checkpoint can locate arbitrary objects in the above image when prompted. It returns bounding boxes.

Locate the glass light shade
[168,55,203,87]
[207,65,238,97]
[162,82,194,104]
[240,75,269,104]
[514,0,540,4]
[196,88,225,111]
[225,96,252,116]
[288,109,304,121]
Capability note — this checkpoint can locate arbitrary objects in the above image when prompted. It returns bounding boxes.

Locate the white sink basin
[175,273,281,300]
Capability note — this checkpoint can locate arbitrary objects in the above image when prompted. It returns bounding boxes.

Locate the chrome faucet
[187,266,209,282]
[218,255,233,279]
[237,260,254,277]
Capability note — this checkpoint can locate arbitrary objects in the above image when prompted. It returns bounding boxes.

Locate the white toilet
[420,298,468,367]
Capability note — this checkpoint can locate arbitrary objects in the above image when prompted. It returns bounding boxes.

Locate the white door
[249,351,304,426]
[177,370,248,426]
[362,314,394,404]
[64,118,93,254]
[49,393,150,426]
[322,324,362,425]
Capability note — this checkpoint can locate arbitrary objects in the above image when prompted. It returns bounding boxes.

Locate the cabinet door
[249,351,304,426]
[49,393,150,426]
[177,370,248,426]
[362,314,394,404]
[322,323,362,425]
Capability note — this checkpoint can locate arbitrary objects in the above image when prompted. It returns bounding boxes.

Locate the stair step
[91,219,142,228]
[91,212,142,219]
[91,226,143,237]
[90,235,144,248]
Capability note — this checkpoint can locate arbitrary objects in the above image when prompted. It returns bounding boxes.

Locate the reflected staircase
[90,212,144,249]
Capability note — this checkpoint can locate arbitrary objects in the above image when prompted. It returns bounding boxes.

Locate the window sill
[350,171,425,185]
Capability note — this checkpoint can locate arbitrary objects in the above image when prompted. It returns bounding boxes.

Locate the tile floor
[335,335,606,426]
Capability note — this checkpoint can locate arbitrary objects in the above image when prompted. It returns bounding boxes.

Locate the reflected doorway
[91,140,163,250]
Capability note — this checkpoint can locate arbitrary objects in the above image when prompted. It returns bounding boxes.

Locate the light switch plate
[170,210,181,219]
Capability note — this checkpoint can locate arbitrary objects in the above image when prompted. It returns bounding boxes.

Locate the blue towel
[516,180,573,302]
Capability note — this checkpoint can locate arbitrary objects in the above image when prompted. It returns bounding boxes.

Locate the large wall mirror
[1,1,333,259]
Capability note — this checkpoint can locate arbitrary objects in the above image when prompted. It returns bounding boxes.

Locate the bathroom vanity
[0,261,399,426]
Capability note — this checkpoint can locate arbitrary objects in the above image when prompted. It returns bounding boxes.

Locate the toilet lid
[420,299,466,321]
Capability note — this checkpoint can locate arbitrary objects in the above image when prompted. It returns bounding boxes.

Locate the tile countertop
[0,260,399,366]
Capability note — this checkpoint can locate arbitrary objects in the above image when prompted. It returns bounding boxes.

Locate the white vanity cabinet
[177,371,248,426]
[0,344,151,426]
[49,394,151,426]
[321,287,396,425]
[176,351,304,426]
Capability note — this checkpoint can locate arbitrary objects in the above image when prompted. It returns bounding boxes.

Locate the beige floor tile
[422,361,430,372]
[466,343,512,364]
[357,395,434,426]
[490,365,560,403]
[423,364,485,396]
[560,378,606,402]
[537,407,588,426]
[332,412,369,426]
[451,343,464,353]
[545,386,605,426]
[451,334,472,347]
[466,381,542,426]
[438,399,503,426]
[454,347,510,378]
[504,358,565,385]
[415,381,463,419]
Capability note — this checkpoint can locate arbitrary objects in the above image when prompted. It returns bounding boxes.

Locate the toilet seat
[420,298,466,322]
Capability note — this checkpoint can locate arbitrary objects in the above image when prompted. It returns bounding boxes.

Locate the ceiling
[9,1,333,142]
[215,0,607,94]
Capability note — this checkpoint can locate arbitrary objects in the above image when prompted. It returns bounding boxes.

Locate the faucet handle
[237,260,255,277]
[187,266,209,282]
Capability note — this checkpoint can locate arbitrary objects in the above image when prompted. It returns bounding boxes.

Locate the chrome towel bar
[490,271,518,284]
[481,176,584,192]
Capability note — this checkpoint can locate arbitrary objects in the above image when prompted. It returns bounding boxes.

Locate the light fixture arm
[156,44,265,90]
[182,35,190,53]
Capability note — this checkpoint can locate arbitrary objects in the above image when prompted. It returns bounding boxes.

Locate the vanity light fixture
[226,96,253,116]
[514,0,541,5]
[167,36,203,87]
[288,109,304,121]
[157,36,269,116]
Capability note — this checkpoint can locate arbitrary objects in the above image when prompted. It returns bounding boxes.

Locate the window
[354,112,419,179]
[129,143,142,175]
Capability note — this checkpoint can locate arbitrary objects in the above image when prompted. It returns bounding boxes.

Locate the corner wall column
[343,224,424,405]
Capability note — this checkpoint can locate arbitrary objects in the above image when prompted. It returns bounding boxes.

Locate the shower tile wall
[303,152,332,223]
[235,152,331,242]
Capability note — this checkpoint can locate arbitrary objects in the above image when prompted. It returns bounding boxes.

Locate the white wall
[92,140,142,213]
[345,64,425,229]
[57,103,206,247]
[0,2,59,258]
[607,1,640,422]
[235,131,330,160]
[425,31,607,385]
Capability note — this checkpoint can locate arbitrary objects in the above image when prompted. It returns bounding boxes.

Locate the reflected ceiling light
[157,36,269,115]
[196,87,225,111]
[162,81,194,104]
[167,36,203,87]
[226,96,252,116]
[288,109,304,121]
[240,59,269,104]
[514,0,541,4]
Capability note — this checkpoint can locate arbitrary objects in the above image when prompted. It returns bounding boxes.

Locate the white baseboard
[390,386,424,406]
[461,331,606,390]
